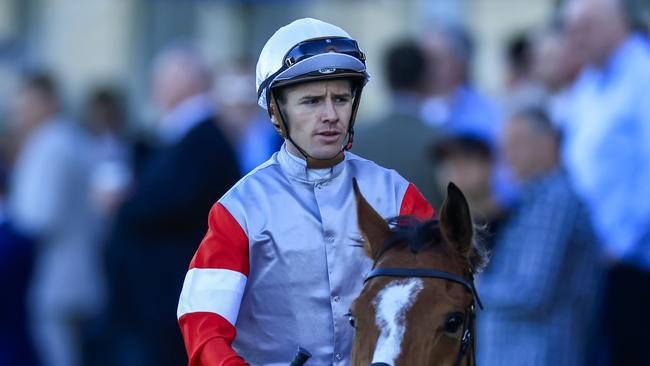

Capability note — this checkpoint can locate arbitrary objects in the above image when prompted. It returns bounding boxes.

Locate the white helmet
[255,18,370,166]
[256,18,370,109]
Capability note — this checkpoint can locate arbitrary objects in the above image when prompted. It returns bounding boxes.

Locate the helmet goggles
[283,37,366,67]
[257,36,367,102]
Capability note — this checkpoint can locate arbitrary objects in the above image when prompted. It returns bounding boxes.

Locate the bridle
[364,267,483,366]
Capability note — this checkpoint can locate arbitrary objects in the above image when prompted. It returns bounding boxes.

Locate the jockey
[177,18,434,366]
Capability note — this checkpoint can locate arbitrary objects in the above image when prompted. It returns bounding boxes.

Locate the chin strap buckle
[344,130,354,151]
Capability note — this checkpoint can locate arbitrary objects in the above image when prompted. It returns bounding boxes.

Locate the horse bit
[364,267,484,366]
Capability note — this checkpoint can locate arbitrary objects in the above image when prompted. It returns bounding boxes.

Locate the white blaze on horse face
[371,278,424,365]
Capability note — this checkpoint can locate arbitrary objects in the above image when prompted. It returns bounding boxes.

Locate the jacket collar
[277,143,346,183]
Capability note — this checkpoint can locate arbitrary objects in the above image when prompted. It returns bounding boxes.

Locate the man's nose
[319,98,339,123]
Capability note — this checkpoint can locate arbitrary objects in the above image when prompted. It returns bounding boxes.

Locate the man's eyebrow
[299,93,325,101]
[298,91,352,101]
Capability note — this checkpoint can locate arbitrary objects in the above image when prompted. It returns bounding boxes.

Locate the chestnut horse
[349,181,488,366]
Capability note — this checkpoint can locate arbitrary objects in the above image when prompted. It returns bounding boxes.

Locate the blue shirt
[420,84,502,144]
[477,169,600,366]
[237,113,283,175]
[563,33,650,269]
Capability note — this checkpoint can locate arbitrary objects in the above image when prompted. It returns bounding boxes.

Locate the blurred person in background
[83,86,134,217]
[79,86,134,363]
[3,74,55,167]
[419,23,502,144]
[529,25,585,128]
[0,159,38,366]
[354,38,444,207]
[419,23,519,208]
[562,0,650,363]
[504,33,533,93]
[8,72,104,366]
[477,108,601,366]
[503,32,547,111]
[213,64,282,175]
[104,44,240,366]
[430,133,505,252]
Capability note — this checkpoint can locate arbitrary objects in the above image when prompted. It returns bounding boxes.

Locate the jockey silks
[177,143,433,366]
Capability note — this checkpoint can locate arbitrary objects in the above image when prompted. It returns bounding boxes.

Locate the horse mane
[377,215,489,274]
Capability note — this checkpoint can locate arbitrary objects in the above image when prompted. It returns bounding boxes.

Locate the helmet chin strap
[271,93,353,169]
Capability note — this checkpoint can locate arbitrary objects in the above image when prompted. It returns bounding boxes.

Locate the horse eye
[346,312,356,328]
[444,314,464,334]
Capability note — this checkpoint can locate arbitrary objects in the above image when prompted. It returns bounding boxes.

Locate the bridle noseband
[364,267,483,366]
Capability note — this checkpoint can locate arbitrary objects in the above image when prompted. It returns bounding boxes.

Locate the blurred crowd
[1,0,649,365]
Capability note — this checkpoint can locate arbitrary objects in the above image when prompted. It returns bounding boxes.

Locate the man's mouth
[317,131,341,136]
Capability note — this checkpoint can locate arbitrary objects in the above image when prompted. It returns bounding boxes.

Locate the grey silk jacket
[178,144,434,365]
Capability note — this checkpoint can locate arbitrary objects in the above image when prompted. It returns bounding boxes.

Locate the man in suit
[353,39,444,207]
[104,45,240,366]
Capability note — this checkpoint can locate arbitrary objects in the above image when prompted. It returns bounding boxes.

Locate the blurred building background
[0,0,557,126]
[3,0,650,365]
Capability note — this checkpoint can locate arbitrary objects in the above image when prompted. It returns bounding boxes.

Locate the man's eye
[303,98,319,105]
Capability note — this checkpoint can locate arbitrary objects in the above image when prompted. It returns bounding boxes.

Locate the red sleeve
[179,203,251,366]
[189,203,250,275]
[179,313,249,366]
[400,182,435,219]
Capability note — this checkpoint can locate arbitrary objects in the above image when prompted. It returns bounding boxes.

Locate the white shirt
[158,93,215,145]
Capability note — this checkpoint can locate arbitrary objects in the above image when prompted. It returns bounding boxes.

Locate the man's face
[152,60,187,113]
[437,155,492,203]
[274,79,354,160]
[533,33,580,91]
[422,34,461,95]
[563,0,626,67]
[10,86,54,132]
[503,117,553,181]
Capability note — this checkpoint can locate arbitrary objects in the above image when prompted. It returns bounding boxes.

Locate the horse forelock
[378,216,442,258]
[377,215,489,275]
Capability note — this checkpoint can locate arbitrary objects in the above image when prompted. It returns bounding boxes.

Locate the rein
[364,267,483,366]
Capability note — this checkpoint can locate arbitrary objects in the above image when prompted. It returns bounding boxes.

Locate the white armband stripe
[177,268,247,325]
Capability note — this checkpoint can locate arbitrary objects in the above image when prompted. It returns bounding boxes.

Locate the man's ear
[268,98,278,123]
[353,178,390,260]
[268,97,284,136]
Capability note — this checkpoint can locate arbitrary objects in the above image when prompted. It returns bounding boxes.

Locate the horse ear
[439,182,474,256]
[353,178,390,260]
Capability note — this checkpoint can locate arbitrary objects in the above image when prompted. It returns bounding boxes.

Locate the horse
[349,180,488,366]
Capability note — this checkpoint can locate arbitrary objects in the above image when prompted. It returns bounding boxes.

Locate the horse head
[350,180,488,366]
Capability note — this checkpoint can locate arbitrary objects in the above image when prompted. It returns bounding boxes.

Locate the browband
[364,267,483,310]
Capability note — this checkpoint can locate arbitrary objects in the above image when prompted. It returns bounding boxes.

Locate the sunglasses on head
[283,37,366,67]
